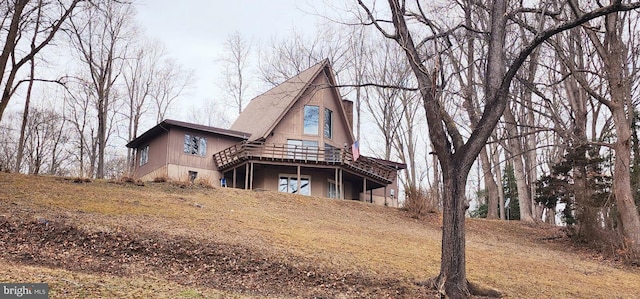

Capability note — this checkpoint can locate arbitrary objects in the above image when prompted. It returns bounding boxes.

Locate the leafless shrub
[73,177,92,184]
[194,178,213,189]
[402,186,439,218]
[153,176,168,183]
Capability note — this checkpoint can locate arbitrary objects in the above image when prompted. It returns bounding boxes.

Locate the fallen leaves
[0,216,428,298]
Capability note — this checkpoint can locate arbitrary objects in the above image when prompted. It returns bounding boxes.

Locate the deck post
[244,163,249,190]
[384,186,387,206]
[338,168,344,199]
[362,178,367,202]
[334,168,338,198]
[250,162,254,190]
[297,165,301,193]
[233,167,237,188]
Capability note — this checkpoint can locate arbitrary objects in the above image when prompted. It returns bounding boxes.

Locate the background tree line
[0,0,191,178]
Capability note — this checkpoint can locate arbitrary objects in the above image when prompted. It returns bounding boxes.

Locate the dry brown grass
[1,172,639,298]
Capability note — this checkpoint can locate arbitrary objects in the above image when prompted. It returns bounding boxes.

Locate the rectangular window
[304,105,319,135]
[279,175,311,196]
[328,180,337,198]
[139,145,149,166]
[324,108,333,139]
[188,171,197,182]
[184,134,207,156]
[287,139,318,160]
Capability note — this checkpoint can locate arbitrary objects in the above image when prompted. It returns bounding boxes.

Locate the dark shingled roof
[126,119,249,148]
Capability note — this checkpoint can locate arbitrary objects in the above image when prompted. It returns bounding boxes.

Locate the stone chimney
[342,99,354,131]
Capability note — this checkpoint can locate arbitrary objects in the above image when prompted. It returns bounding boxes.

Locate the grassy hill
[0,172,639,298]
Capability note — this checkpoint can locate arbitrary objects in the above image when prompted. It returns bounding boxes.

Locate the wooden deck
[213,142,397,183]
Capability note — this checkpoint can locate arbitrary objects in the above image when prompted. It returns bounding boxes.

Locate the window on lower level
[328,180,337,198]
[279,175,311,196]
[188,171,198,183]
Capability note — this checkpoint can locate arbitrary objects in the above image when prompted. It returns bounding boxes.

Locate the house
[127,59,406,207]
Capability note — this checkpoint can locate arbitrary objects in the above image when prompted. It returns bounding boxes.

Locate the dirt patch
[0,215,432,298]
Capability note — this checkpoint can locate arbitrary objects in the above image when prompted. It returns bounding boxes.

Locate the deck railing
[213,141,397,182]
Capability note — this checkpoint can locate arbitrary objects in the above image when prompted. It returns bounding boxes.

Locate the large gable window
[184,134,207,156]
[324,108,333,139]
[304,105,319,135]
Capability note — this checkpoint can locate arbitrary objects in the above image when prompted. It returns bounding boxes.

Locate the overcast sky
[134,0,327,121]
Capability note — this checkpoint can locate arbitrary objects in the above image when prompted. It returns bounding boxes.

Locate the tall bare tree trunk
[493,144,506,220]
[570,3,640,255]
[503,96,534,222]
[15,58,36,173]
[605,12,640,257]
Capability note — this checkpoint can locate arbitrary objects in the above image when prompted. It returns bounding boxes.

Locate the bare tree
[219,31,251,115]
[14,5,40,173]
[22,106,67,175]
[68,0,132,178]
[357,1,640,297]
[0,0,83,122]
[566,0,640,256]
[187,99,233,128]
[64,82,97,178]
[151,58,191,123]
[363,41,403,160]
[258,24,350,86]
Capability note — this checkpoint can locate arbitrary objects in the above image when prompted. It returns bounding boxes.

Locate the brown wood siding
[266,73,351,150]
[133,132,169,179]
[165,127,241,170]
[134,126,244,183]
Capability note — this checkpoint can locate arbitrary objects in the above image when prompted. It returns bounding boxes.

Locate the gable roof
[126,119,249,149]
[231,59,348,142]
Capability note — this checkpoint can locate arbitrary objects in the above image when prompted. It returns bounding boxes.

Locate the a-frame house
[128,59,405,207]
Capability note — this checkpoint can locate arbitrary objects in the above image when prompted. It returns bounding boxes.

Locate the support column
[334,168,339,198]
[244,163,249,190]
[384,186,387,207]
[233,168,237,188]
[339,169,343,199]
[249,162,254,190]
[297,165,301,193]
[362,178,367,202]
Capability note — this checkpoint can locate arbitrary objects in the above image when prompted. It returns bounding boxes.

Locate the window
[184,134,207,156]
[279,175,311,195]
[139,145,149,166]
[328,180,337,198]
[324,108,333,139]
[287,139,319,160]
[188,171,197,182]
[304,105,319,135]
